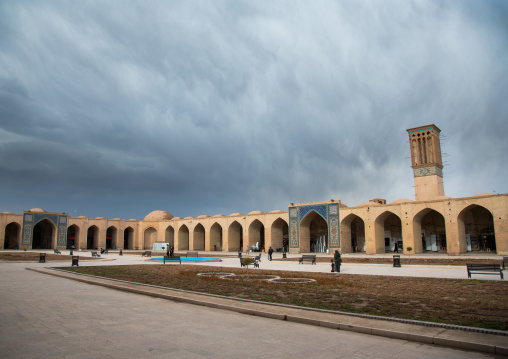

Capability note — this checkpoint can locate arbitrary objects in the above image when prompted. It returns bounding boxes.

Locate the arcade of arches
[1,194,507,255]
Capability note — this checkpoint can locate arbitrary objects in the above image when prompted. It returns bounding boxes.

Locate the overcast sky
[1,0,507,220]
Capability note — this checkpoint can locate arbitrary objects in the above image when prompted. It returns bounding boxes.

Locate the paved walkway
[28,249,506,281]
[0,251,507,358]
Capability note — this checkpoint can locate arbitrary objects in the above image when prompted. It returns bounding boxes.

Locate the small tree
[406,246,413,255]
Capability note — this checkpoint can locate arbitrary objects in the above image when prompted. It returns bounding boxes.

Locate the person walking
[268,247,274,261]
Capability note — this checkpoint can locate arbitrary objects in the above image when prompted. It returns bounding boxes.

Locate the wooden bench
[467,264,503,280]
[91,251,101,258]
[53,249,61,254]
[186,252,199,258]
[299,255,316,265]
[142,251,151,257]
[164,256,181,264]
[240,257,258,268]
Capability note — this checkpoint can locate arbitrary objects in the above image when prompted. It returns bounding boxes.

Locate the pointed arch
[193,224,205,251]
[165,225,175,249]
[178,225,189,250]
[373,211,402,253]
[210,223,222,251]
[340,214,366,253]
[66,224,80,249]
[124,227,134,249]
[4,222,21,249]
[106,226,118,249]
[228,221,242,252]
[87,225,99,250]
[33,219,57,249]
[413,208,446,253]
[458,205,496,253]
[248,219,265,251]
[299,211,328,253]
[144,227,157,250]
[270,218,288,252]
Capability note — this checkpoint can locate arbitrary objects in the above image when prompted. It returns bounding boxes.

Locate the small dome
[77,216,88,219]
[269,210,284,214]
[95,217,106,219]
[144,210,174,221]
[212,214,224,218]
[229,213,244,216]
[197,215,210,219]
[389,199,414,204]
[356,201,382,208]
[184,216,193,220]
[172,217,182,220]
[29,208,46,213]
[113,218,121,220]
[248,211,264,215]
[128,219,137,221]
[2,211,13,214]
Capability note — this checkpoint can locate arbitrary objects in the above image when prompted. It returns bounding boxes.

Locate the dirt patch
[64,264,508,331]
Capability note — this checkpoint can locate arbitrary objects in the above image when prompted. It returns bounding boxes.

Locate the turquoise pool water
[149,257,221,262]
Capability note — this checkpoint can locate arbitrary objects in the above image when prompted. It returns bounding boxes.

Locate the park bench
[142,251,151,257]
[299,255,316,265]
[467,264,503,280]
[53,249,61,254]
[186,252,199,258]
[164,256,181,264]
[240,257,258,268]
[503,257,508,270]
[91,251,101,258]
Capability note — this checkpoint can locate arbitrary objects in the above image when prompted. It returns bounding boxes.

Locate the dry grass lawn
[63,264,508,331]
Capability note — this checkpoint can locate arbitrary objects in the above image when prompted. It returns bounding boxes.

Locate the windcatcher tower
[407,124,445,201]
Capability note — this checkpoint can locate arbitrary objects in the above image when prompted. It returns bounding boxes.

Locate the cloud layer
[1,1,507,219]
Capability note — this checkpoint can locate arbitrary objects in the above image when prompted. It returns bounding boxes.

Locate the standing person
[169,246,174,257]
[166,247,170,258]
[268,247,274,261]
[394,242,399,253]
[333,250,341,272]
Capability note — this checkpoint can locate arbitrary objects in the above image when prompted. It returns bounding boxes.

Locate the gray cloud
[0,0,507,219]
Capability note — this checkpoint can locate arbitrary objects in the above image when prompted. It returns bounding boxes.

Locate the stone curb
[27,267,508,356]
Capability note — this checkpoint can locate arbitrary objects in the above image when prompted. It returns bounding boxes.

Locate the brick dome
[144,210,174,221]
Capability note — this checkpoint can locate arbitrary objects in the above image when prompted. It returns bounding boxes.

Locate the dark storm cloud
[0,0,507,219]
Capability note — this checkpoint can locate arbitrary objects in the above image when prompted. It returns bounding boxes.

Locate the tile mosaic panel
[299,204,327,220]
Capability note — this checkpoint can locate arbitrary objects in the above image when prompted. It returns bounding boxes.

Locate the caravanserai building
[1,125,507,255]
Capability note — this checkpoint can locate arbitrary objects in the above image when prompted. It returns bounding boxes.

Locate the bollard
[119,249,123,256]
[39,253,46,263]
[282,252,287,259]
[393,255,401,267]
[70,250,73,256]
[72,256,79,267]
